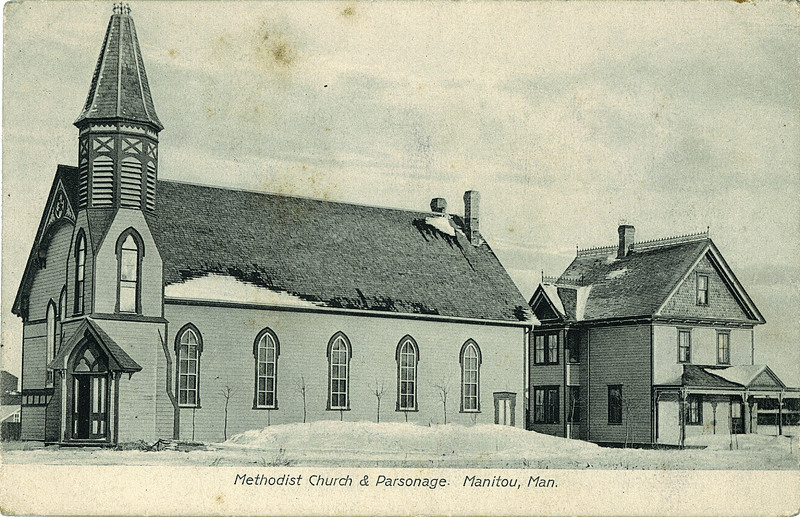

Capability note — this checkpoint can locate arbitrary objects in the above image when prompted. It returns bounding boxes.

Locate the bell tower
[74,3,163,213]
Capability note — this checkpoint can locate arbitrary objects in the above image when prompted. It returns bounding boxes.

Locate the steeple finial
[113,3,131,15]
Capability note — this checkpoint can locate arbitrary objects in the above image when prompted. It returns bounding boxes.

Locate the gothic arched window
[460,340,482,412]
[116,229,143,313]
[327,333,351,410]
[74,231,86,315]
[46,300,57,386]
[254,329,279,409]
[176,325,202,407]
[396,336,419,412]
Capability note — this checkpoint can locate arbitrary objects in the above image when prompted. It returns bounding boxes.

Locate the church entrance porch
[48,318,142,445]
[70,346,109,440]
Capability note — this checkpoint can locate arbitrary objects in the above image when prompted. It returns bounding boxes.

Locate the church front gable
[658,253,753,322]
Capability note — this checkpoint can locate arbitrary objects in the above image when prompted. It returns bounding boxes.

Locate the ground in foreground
[2,422,798,469]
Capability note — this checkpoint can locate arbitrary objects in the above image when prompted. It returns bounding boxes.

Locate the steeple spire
[75,3,162,130]
[75,6,163,213]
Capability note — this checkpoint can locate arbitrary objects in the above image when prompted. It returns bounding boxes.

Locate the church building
[13,6,533,445]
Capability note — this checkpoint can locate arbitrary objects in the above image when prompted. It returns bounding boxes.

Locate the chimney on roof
[430,198,447,214]
[463,190,481,244]
[617,224,635,258]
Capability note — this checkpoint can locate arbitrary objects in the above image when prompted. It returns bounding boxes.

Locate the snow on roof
[541,284,565,316]
[605,267,628,280]
[575,285,592,321]
[165,274,326,308]
[714,365,768,387]
[424,216,456,237]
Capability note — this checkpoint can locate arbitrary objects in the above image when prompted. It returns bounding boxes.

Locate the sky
[2,1,799,385]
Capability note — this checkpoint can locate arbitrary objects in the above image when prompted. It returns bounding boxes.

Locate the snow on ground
[2,422,799,469]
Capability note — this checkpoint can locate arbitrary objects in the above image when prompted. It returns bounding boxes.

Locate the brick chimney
[430,198,447,214]
[617,224,635,258]
[463,190,481,244]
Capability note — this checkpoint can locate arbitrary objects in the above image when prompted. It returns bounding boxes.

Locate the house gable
[657,248,761,323]
[529,285,563,323]
[749,367,785,389]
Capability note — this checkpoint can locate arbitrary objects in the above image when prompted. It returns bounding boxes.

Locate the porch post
[778,392,784,436]
[679,388,686,448]
[60,370,68,442]
[743,391,751,434]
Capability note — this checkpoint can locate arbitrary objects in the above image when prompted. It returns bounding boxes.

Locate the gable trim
[528,285,565,323]
[654,241,764,324]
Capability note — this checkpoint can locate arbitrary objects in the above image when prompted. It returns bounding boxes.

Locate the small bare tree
[434,381,450,425]
[370,379,385,423]
[295,375,307,423]
[623,396,634,448]
[220,385,235,441]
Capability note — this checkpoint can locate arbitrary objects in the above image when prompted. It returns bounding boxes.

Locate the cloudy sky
[3,1,799,385]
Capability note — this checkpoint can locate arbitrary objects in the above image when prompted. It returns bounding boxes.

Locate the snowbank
[226,421,599,459]
[424,216,456,237]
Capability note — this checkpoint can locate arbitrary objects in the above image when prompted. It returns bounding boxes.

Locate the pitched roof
[49,318,142,373]
[658,364,788,390]
[145,180,531,323]
[535,231,763,323]
[556,239,709,321]
[74,10,162,130]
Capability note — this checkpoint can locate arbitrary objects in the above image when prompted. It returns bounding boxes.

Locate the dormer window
[696,273,709,306]
[116,229,143,313]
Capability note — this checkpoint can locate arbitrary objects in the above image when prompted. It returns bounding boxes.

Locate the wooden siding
[586,324,651,444]
[22,324,47,390]
[25,223,73,322]
[660,254,750,321]
[652,325,753,385]
[20,406,45,441]
[93,209,163,317]
[166,303,525,443]
[94,319,166,442]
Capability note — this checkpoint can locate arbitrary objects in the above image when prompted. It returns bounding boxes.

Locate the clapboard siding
[652,325,753,385]
[587,324,651,444]
[89,319,166,442]
[660,255,750,320]
[22,325,46,390]
[93,209,163,317]
[44,378,62,442]
[20,406,45,441]
[26,223,72,324]
[166,303,525,443]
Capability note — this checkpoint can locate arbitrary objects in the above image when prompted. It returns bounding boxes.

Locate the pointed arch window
[176,325,202,407]
[117,230,143,313]
[46,301,57,386]
[460,340,481,412]
[327,333,351,410]
[396,336,419,411]
[254,329,279,409]
[74,231,86,315]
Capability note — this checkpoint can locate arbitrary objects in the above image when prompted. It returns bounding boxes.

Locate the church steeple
[75,3,162,212]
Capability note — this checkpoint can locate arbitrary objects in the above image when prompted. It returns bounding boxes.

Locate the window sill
[179,405,201,409]
[253,406,279,410]
[327,407,351,411]
[460,410,481,414]
[396,408,419,413]
[607,422,623,426]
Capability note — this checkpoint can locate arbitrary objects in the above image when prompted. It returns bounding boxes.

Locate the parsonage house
[529,225,799,447]
[12,6,534,445]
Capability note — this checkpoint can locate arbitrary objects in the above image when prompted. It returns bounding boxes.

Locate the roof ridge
[633,230,709,251]
[158,178,462,219]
